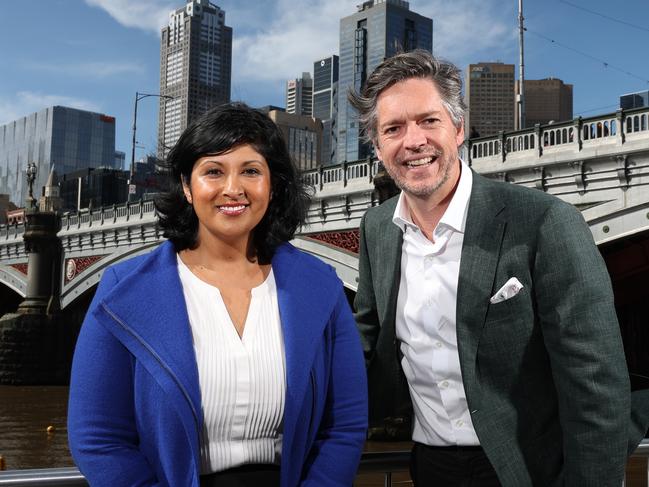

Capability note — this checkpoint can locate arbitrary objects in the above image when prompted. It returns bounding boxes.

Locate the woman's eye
[243,168,261,175]
[205,168,222,176]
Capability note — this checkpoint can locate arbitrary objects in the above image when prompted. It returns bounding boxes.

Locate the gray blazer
[355,170,646,486]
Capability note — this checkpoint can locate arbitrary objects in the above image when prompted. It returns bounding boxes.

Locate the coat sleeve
[533,201,630,485]
[68,267,162,487]
[301,285,368,486]
[354,214,381,365]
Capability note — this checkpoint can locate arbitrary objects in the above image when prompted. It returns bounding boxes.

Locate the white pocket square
[490,277,524,304]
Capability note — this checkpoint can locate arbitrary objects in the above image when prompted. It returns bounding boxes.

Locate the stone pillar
[0,210,63,385]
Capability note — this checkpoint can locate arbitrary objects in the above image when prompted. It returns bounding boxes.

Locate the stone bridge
[1,106,649,307]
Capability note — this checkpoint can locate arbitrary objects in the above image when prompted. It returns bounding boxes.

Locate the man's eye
[384,126,399,135]
[422,118,439,125]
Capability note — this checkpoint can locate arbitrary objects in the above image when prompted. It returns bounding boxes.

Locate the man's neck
[405,166,462,241]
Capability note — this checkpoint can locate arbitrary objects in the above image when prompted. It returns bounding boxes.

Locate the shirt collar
[392,159,473,235]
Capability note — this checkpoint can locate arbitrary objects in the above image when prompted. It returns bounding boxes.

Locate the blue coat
[68,240,368,487]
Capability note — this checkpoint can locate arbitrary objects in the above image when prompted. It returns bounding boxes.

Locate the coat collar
[456,171,506,401]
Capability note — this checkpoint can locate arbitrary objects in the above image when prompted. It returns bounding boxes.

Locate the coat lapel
[374,197,404,328]
[95,241,202,453]
[456,173,506,402]
[271,244,340,454]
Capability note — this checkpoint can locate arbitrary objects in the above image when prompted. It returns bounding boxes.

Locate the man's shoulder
[473,171,574,218]
[363,194,399,227]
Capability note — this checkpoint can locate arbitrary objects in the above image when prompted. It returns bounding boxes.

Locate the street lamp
[26,162,37,210]
[129,91,174,201]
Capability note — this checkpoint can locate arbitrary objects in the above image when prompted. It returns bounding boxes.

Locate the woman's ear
[182,177,192,205]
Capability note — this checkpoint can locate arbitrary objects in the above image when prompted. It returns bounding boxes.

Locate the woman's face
[183,144,272,248]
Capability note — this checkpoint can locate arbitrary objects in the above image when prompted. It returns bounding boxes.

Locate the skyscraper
[313,55,339,165]
[158,0,232,157]
[620,90,649,110]
[465,62,515,137]
[0,106,116,206]
[286,72,313,116]
[338,0,432,163]
[519,78,573,128]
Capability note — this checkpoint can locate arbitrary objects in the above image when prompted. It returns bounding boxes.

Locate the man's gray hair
[348,49,466,143]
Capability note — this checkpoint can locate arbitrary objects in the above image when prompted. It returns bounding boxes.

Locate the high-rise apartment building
[313,55,339,165]
[517,78,573,128]
[0,106,116,206]
[465,62,515,137]
[158,0,232,157]
[338,0,432,162]
[286,73,313,116]
[620,90,649,110]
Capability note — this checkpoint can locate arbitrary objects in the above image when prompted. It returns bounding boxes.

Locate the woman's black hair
[155,102,310,264]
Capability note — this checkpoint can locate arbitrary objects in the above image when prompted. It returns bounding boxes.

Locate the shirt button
[456,419,464,427]
[435,341,443,349]
[440,380,449,389]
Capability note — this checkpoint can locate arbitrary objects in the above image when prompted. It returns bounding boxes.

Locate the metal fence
[0,440,647,486]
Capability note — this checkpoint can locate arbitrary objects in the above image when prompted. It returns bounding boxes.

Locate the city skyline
[1,0,647,160]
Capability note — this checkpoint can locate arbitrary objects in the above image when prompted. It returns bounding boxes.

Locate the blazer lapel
[373,197,404,328]
[456,173,506,401]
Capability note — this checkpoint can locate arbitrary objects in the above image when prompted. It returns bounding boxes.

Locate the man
[351,50,644,486]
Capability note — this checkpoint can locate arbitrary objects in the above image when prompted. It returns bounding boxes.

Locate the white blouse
[177,256,286,474]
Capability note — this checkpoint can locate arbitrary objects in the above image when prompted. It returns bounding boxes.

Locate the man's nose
[403,123,427,150]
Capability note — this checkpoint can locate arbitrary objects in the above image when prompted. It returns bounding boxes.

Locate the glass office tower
[0,106,116,206]
[337,0,432,163]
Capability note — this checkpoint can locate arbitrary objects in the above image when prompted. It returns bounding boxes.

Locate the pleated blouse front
[177,256,286,475]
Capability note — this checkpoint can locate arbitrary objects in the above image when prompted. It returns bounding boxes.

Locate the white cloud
[84,0,174,33]
[0,92,101,125]
[231,0,514,85]
[84,0,515,86]
[412,0,517,65]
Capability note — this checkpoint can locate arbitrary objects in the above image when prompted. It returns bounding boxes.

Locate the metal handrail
[0,440,646,486]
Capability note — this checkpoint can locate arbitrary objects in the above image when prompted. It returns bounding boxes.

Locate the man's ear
[373,139,382,161]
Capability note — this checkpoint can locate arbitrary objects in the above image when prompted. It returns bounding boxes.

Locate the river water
[0,386,73,471]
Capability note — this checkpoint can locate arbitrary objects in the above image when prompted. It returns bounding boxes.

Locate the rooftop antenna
[517,0,526,129]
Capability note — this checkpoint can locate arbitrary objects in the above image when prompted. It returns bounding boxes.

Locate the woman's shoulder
[274,242,338,281]
[103,241,175,282]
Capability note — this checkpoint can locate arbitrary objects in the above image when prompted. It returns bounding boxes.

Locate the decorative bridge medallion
[65,255,108,283]
[307,230,360,254]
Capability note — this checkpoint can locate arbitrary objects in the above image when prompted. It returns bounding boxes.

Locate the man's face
[373,77,464,201]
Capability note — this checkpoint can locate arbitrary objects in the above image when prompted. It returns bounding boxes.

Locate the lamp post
[25,162,37,210]
[129,91,174,201]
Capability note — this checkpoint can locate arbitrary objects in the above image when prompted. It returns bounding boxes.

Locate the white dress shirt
[392,161,480,446]
[177,257,286,474]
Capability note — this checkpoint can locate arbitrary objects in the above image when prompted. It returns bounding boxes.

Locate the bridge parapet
[468,107,649,172]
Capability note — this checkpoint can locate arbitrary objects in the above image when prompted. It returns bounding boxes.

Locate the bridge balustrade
[469,107,649,165]
[302,158,379,194]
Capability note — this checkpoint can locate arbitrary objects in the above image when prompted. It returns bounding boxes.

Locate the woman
[68,103,368,486]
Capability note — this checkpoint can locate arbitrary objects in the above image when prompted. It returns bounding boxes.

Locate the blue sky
[1,0,647,162]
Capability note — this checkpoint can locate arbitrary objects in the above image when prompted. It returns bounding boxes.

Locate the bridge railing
[302,158,380,193]
[468,106,649,164]
[60,200,157,232]
[0,223,25,242]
